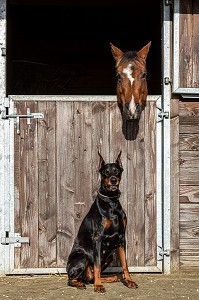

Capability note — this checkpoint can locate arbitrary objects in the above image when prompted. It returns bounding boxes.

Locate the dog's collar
[97,190,121,203]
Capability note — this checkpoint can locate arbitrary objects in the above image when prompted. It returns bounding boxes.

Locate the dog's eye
[112,168,119,175]
[104,169,110,176]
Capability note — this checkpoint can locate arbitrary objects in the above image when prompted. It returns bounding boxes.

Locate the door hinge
[158,246,170,261]
[1,232,30,248]
[1,107,44,134]
[1,47,6,56]
[165,0,172,6]
[164,77,172,85]
[157,107,169,122]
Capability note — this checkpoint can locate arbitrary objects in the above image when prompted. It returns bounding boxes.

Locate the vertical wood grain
[56,101,75,267]
[144,101,157,266]
[38,101,57,268]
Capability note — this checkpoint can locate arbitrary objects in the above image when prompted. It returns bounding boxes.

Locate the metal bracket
[1,107,44,134]
[158,246,170,261]
[164,77,172,85]
[165,0,172,6]
[1,233,29,248]
[1,47,6,56]
[157,106,169,122]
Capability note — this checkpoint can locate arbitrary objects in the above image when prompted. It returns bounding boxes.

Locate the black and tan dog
[66,151,138,293]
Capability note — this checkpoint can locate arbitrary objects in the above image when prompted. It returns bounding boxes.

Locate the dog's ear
[116,151,123,170]
[98,151,105,170]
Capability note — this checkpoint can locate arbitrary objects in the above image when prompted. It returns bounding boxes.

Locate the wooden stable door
[5,95,162,274]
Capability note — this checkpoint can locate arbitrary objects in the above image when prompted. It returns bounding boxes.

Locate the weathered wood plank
[109,102,127,210]
[180,204,199,222]
[180,222,199,238]
[56,101,75,267]
[180,150,199,186]
[179,101,199,117]
[180,186,199,203]
[180,258,199,268]
[180,134,199,151]
[127,110,145,266]
[179,102,199,133]
[180,125,199,134]
[91,101,110,198]
[38,101,57,268]
[180,168,199,185]
[20,101,39,268]
[180,236,199,267]
[109,102,127,267]
[192,0,199,87]
[179,98,199,267]
[14,101,25,269]
[73,101,93,233]
[179,116,199,127]
[144,101,157,266]
[179,102,199,134]
[180,235,199,267]
[170,97,180,271]
[179,151,199,168]
[179,0,193,87]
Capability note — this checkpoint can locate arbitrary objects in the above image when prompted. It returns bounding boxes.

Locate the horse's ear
[110,42,124,65]
[116,151,123,170]
[137,41,151,61]
[98,151,105,170]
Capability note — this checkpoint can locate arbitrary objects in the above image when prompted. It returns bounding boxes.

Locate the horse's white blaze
[129,95,136,114]
[123,63,136,114]
[123,63,134,86]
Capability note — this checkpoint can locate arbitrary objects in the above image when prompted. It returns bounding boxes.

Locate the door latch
[1,107,44,134]
[158,246,170,261]
[157,106,169,122]
[1,232,29,248]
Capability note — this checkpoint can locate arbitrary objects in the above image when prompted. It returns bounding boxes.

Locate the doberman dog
[66,151,138,293]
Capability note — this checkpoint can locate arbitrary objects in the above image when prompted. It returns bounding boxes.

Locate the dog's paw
[112,275,120,282]
[68,279,86,289]
[125,280,138,289]
[94,284,106,293]
[76,282,87,289]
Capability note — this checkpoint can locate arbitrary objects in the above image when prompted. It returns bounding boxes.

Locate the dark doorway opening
[7,0,161,95]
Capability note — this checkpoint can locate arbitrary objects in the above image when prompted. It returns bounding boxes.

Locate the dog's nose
[110,176,117,184]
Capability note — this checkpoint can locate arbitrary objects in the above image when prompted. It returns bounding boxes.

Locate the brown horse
[110,42,151,121]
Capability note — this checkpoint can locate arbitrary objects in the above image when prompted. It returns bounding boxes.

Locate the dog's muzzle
[107,176,119,191]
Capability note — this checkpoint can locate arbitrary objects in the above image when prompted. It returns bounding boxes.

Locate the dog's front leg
[93,239,106,293]
[118,245,138,289]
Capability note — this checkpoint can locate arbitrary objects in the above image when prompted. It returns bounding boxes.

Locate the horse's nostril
[125,103,129,109]
[136,104,140,112]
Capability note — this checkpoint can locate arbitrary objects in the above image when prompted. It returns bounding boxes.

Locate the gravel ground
[0,269,199,300]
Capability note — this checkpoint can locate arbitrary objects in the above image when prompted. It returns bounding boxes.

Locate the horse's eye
[116,72,122,78]
[142,72,147,79]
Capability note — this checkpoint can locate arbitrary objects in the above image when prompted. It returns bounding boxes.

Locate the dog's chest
[102,209,125,249]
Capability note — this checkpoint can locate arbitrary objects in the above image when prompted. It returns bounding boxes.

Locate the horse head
[111,42,151,121]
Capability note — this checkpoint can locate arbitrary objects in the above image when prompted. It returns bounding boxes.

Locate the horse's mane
[119,51,143,66]
[120,51,137,63]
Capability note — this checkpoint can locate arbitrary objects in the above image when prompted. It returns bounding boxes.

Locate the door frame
[162,0,172,274]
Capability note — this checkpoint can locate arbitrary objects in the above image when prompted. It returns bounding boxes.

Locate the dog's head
[98,151,123,193]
